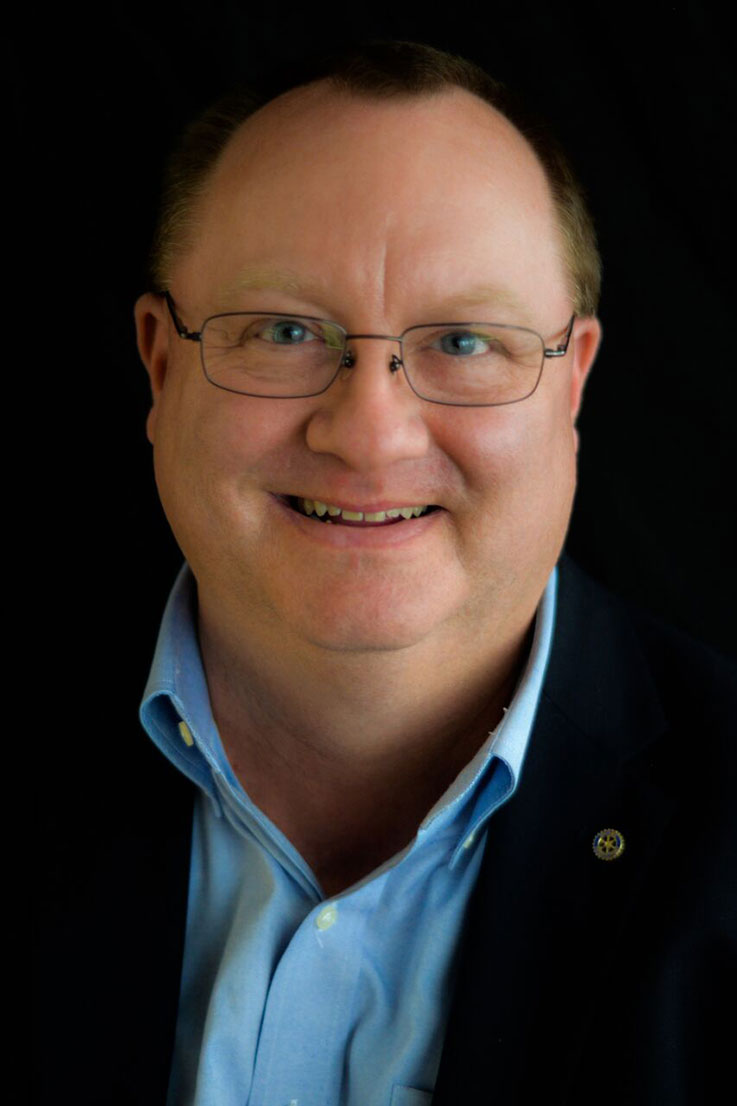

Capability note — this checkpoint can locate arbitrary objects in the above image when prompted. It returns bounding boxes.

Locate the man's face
[136,84,600,656]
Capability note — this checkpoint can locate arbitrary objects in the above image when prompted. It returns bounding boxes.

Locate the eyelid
[420,324,500,346]
[238,315,317,339]
[263,318,315,334]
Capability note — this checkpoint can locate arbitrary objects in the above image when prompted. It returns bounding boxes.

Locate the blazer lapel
[433,558,676,1103]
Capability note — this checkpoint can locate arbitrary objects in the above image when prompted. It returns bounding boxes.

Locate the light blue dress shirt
[140,563,557,1106]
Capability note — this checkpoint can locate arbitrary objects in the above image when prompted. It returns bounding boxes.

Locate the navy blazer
[37,557,736,1104]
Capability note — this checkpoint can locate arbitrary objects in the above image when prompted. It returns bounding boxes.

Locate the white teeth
[295,498,432,522]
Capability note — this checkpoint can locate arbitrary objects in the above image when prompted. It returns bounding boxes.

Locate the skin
[135,83,601,895]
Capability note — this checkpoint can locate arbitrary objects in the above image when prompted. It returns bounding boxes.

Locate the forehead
[180,83,568,321]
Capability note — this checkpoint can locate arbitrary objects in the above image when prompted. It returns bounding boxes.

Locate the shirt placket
[247,884,374,1106]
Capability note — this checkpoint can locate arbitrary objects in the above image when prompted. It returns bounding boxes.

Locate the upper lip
[275,493,443,511]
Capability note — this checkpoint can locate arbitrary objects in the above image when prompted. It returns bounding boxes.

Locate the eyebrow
[221,268,328,302]
[429,284,531,320]
[220,269,531,322]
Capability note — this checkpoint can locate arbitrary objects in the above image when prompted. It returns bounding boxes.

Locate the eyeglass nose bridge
[340,332,404,374]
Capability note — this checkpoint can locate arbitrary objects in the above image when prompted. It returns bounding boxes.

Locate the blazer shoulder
[553,555,737,756]
[558,554,736,685]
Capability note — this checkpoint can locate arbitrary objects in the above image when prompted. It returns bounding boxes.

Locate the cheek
[435,402,561,484]
[159,388,298,487]
[436,400,577,536]
[152,383,293,549]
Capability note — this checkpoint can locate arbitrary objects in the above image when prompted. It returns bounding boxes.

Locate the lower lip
[270,495,446,548]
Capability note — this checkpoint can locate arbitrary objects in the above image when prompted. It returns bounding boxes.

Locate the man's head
[135,42,601,660]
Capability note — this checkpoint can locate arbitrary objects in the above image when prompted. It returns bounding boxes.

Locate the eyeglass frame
[161,291,576,408]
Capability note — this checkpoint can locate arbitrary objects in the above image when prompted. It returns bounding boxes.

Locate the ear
[568,315,602,451]
[134,292,170,444]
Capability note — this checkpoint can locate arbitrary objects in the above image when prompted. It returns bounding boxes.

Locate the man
[40,41,735,1105]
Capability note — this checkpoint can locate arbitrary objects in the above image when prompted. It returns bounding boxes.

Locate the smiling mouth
[283,496,441,526]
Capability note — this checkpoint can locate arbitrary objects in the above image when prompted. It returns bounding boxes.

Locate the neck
[198,594,534,894]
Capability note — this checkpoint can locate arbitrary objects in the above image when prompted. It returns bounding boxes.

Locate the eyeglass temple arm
[161,291,202,342]
[544,314,576,359]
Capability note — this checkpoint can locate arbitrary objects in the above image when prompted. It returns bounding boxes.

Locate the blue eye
[438,331,486,356]
[264,320,314,344]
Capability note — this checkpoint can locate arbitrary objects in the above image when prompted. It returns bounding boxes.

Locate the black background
[24,1,736,663]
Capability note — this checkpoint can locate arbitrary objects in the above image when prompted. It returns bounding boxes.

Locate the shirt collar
[421,564,557,863]
[140,562,557,856]
[140,563,233,807]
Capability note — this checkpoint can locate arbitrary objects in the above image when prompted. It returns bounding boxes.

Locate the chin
[303,624,433,655]
[284,584,463,655]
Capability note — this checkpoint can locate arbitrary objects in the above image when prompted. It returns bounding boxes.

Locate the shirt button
[178,720,194,747]
[316,903,338,930]
[462,832,476,849]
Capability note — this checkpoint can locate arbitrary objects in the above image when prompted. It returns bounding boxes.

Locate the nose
[304,335,430,471]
